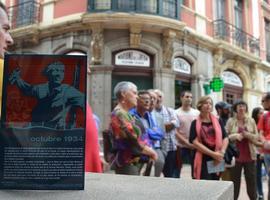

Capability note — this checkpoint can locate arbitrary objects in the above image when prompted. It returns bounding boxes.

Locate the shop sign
[115,50,150,67]
[173,57,191,74]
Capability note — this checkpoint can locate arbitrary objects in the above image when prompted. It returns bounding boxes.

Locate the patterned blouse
[110,107,147,166]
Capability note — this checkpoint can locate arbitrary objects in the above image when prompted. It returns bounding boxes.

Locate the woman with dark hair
[226,100,261,200]
[252,107,265,200]
[189,96,228,180]
[252,107,264,125]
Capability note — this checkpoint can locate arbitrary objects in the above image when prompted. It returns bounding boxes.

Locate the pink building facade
[4,0,269,130]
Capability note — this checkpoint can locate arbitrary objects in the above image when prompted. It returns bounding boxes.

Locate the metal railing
[8,0,40,29]
[88,0,180,19]
[213,19,260,56]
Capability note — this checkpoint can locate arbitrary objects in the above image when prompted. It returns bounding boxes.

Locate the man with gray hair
[9,61,84,129]
[154,89,180,178]
[147,89,166,176]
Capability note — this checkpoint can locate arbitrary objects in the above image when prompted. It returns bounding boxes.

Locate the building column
[154,68,176,108]
[154,29,177,108]
[162,29,176,69]
[88,66,113,133]
[88,23,108,132]
[90,23,104,65]
[129,24,142,48]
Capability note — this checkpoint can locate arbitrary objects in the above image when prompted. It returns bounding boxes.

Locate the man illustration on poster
[9,61,85,129]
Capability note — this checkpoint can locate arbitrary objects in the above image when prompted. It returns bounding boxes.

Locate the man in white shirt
[154,89,180,178]
[175,91,199,178]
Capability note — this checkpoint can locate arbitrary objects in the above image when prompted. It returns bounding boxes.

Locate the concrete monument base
[0,173,233,200]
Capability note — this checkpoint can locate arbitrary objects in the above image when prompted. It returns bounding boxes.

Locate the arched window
[173,57,192,108]
[222,71,243,87]
[173,57,191,74]
[65,50,86,56]
[112,49,153,110]
[222,71,243,104]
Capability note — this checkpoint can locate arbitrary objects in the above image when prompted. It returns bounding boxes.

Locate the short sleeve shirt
[189,119,227,161]
[257,112,270,140]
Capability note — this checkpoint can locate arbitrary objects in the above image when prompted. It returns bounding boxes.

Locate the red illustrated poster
[0,54,87,190]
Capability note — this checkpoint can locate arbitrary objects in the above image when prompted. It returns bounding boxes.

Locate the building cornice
[9,12,267,71]
[10,12,186,46]
[81,12,186,33]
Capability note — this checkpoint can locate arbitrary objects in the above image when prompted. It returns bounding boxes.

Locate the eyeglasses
[139,96,150,102]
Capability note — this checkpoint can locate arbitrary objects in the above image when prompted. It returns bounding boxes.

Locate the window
[173,57,191,74]
[222,71,243,104]
[225,93,234,105]
[234,0,245,47]
[216,0,225,20]
[94,0,111,10]
[117,0,135,10]
[141,0,157,14]
[234,0,243,29]
[90,0,178,19]
[215,0,226,38]
[163,0,177,18]
[65,51,86,56]
[14,0,37,27]
[222,71,243,87]
[265,19,270,62]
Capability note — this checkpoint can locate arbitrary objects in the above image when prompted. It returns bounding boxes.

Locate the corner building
[5,0,270,130]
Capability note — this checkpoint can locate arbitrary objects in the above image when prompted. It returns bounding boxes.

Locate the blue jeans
[264,154,270,200]
[264,154,270,174]
[256,154,264,197]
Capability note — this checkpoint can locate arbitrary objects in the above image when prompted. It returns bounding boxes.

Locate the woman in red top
[189,96,228,180]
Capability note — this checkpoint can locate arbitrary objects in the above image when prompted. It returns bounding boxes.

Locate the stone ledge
[0,173,233,200]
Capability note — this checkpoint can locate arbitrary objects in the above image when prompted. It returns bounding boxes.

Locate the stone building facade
[4,0,270,131]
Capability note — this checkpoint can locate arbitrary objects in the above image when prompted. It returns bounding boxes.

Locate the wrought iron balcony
[88,0,180,19]
[213,19,260,56]
[8,0,40,29]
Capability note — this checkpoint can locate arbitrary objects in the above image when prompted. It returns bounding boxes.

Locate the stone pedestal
[0,173,233,200]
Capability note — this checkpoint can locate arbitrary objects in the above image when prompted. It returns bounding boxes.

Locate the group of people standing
[107,81,270,200]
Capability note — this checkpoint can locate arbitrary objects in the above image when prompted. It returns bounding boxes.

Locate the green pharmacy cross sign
[209,77,224,92]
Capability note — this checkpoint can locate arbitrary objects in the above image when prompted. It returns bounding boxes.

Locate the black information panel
[0,54,87,190]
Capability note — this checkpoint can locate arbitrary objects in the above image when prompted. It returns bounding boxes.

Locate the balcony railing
[88,0,180,19]
[213,19,260,56]
[8,0,40,29]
